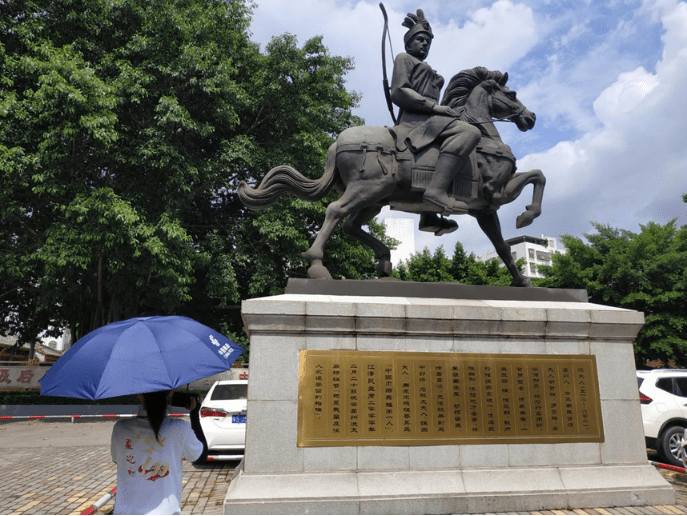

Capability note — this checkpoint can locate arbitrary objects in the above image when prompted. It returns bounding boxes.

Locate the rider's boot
[419,213,458,236]
[423,152,469,215]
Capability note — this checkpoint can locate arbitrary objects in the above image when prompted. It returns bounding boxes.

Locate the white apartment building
[477,235,567,279]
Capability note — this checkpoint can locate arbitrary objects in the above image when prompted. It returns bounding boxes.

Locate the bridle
[488,93,527,123]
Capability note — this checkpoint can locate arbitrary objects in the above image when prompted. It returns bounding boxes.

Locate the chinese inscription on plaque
[297,351,603,447]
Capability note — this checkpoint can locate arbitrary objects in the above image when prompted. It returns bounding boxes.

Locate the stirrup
[424,194,468,216]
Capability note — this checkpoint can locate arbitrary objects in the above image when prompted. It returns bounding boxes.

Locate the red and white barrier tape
[80,486,116,515]
[649,460,687,473]
[0,413,186,421]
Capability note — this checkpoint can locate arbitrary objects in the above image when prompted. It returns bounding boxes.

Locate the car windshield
[211,384,247,401]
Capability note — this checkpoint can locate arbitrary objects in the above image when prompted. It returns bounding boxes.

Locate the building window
[528,249,535,259]
[511,251,517,260]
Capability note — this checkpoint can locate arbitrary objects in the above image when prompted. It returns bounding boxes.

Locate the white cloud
[431,0,539,72]
[418,0,687,256]
[515,14,652,137]
[514,0,687,242]
[593,67,659,124]
[641,0,681,23]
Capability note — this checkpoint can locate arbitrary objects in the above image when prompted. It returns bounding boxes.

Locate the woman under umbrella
[110,390,205,515]
[39,316,242,513]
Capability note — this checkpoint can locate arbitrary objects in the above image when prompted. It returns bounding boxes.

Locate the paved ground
[1,419,687,515]
[0,419,235,515]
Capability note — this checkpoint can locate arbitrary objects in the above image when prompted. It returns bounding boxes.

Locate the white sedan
[199,380,247,460]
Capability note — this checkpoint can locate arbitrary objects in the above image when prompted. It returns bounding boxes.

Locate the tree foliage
[538,221,687,367]
[0,0,384,353]
[392,242,522,286]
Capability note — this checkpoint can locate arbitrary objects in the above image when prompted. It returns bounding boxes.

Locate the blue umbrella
[40,316,244,400]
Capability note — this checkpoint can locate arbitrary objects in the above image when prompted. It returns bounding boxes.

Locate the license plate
[232,415,247,424]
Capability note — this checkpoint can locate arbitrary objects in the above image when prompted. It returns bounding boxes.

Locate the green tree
[0,0,383,355]
[392,241,522,286]
[393,246,455,283]
[538,221,687,367]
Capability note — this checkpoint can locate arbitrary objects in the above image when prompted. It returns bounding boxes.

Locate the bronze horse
[238,67,545,287]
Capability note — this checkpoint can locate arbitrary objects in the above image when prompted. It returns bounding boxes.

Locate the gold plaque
[297,351,603,447]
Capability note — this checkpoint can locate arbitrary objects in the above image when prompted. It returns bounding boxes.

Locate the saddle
[335,127,483,200]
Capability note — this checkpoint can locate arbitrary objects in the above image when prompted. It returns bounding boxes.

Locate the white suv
[637,369,687,466]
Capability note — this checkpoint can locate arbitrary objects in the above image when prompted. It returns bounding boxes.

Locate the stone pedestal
[224,285,674,514]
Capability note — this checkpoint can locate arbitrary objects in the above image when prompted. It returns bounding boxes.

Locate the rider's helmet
[402,9,434,46]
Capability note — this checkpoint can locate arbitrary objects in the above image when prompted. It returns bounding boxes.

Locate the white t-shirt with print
[111,416,203,514]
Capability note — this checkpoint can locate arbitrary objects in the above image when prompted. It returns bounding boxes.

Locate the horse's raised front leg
[495,169,545,229]
[302,175,396,280]
[475,211,531,287]
[342,204,392,277]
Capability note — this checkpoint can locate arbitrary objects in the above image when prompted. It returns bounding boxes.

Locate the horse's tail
[238,144,338,210]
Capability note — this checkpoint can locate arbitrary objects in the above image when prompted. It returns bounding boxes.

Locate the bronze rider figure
[390,9,481,235]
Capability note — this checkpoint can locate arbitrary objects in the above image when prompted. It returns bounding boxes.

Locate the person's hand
[433,105,459,118]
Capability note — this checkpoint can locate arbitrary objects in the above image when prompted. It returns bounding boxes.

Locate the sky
[248,0,687,257]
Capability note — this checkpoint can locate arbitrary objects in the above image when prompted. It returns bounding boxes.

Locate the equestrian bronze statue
[238,8,545,287]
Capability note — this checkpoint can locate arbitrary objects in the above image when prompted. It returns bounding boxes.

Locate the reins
[464,94,527,125]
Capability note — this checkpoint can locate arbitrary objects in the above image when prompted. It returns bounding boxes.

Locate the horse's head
[442,67,536,132]
[482,73,536,132]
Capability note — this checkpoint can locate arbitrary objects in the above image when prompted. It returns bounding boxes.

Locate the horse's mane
[441,66,506,110]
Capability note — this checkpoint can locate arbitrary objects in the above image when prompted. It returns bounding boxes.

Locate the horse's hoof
[510,277,532,287]
[516,211,535,229]
[377,260,392,277]
[516,205,542,229]
[306,261,333,280]
[301,249,322,265]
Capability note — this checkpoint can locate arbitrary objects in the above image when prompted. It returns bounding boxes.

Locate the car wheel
[658,426,685,467]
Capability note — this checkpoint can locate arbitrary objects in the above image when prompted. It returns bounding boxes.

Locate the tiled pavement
[0,444,235,515]
[98,456,234,515]
[1,424,687,515]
